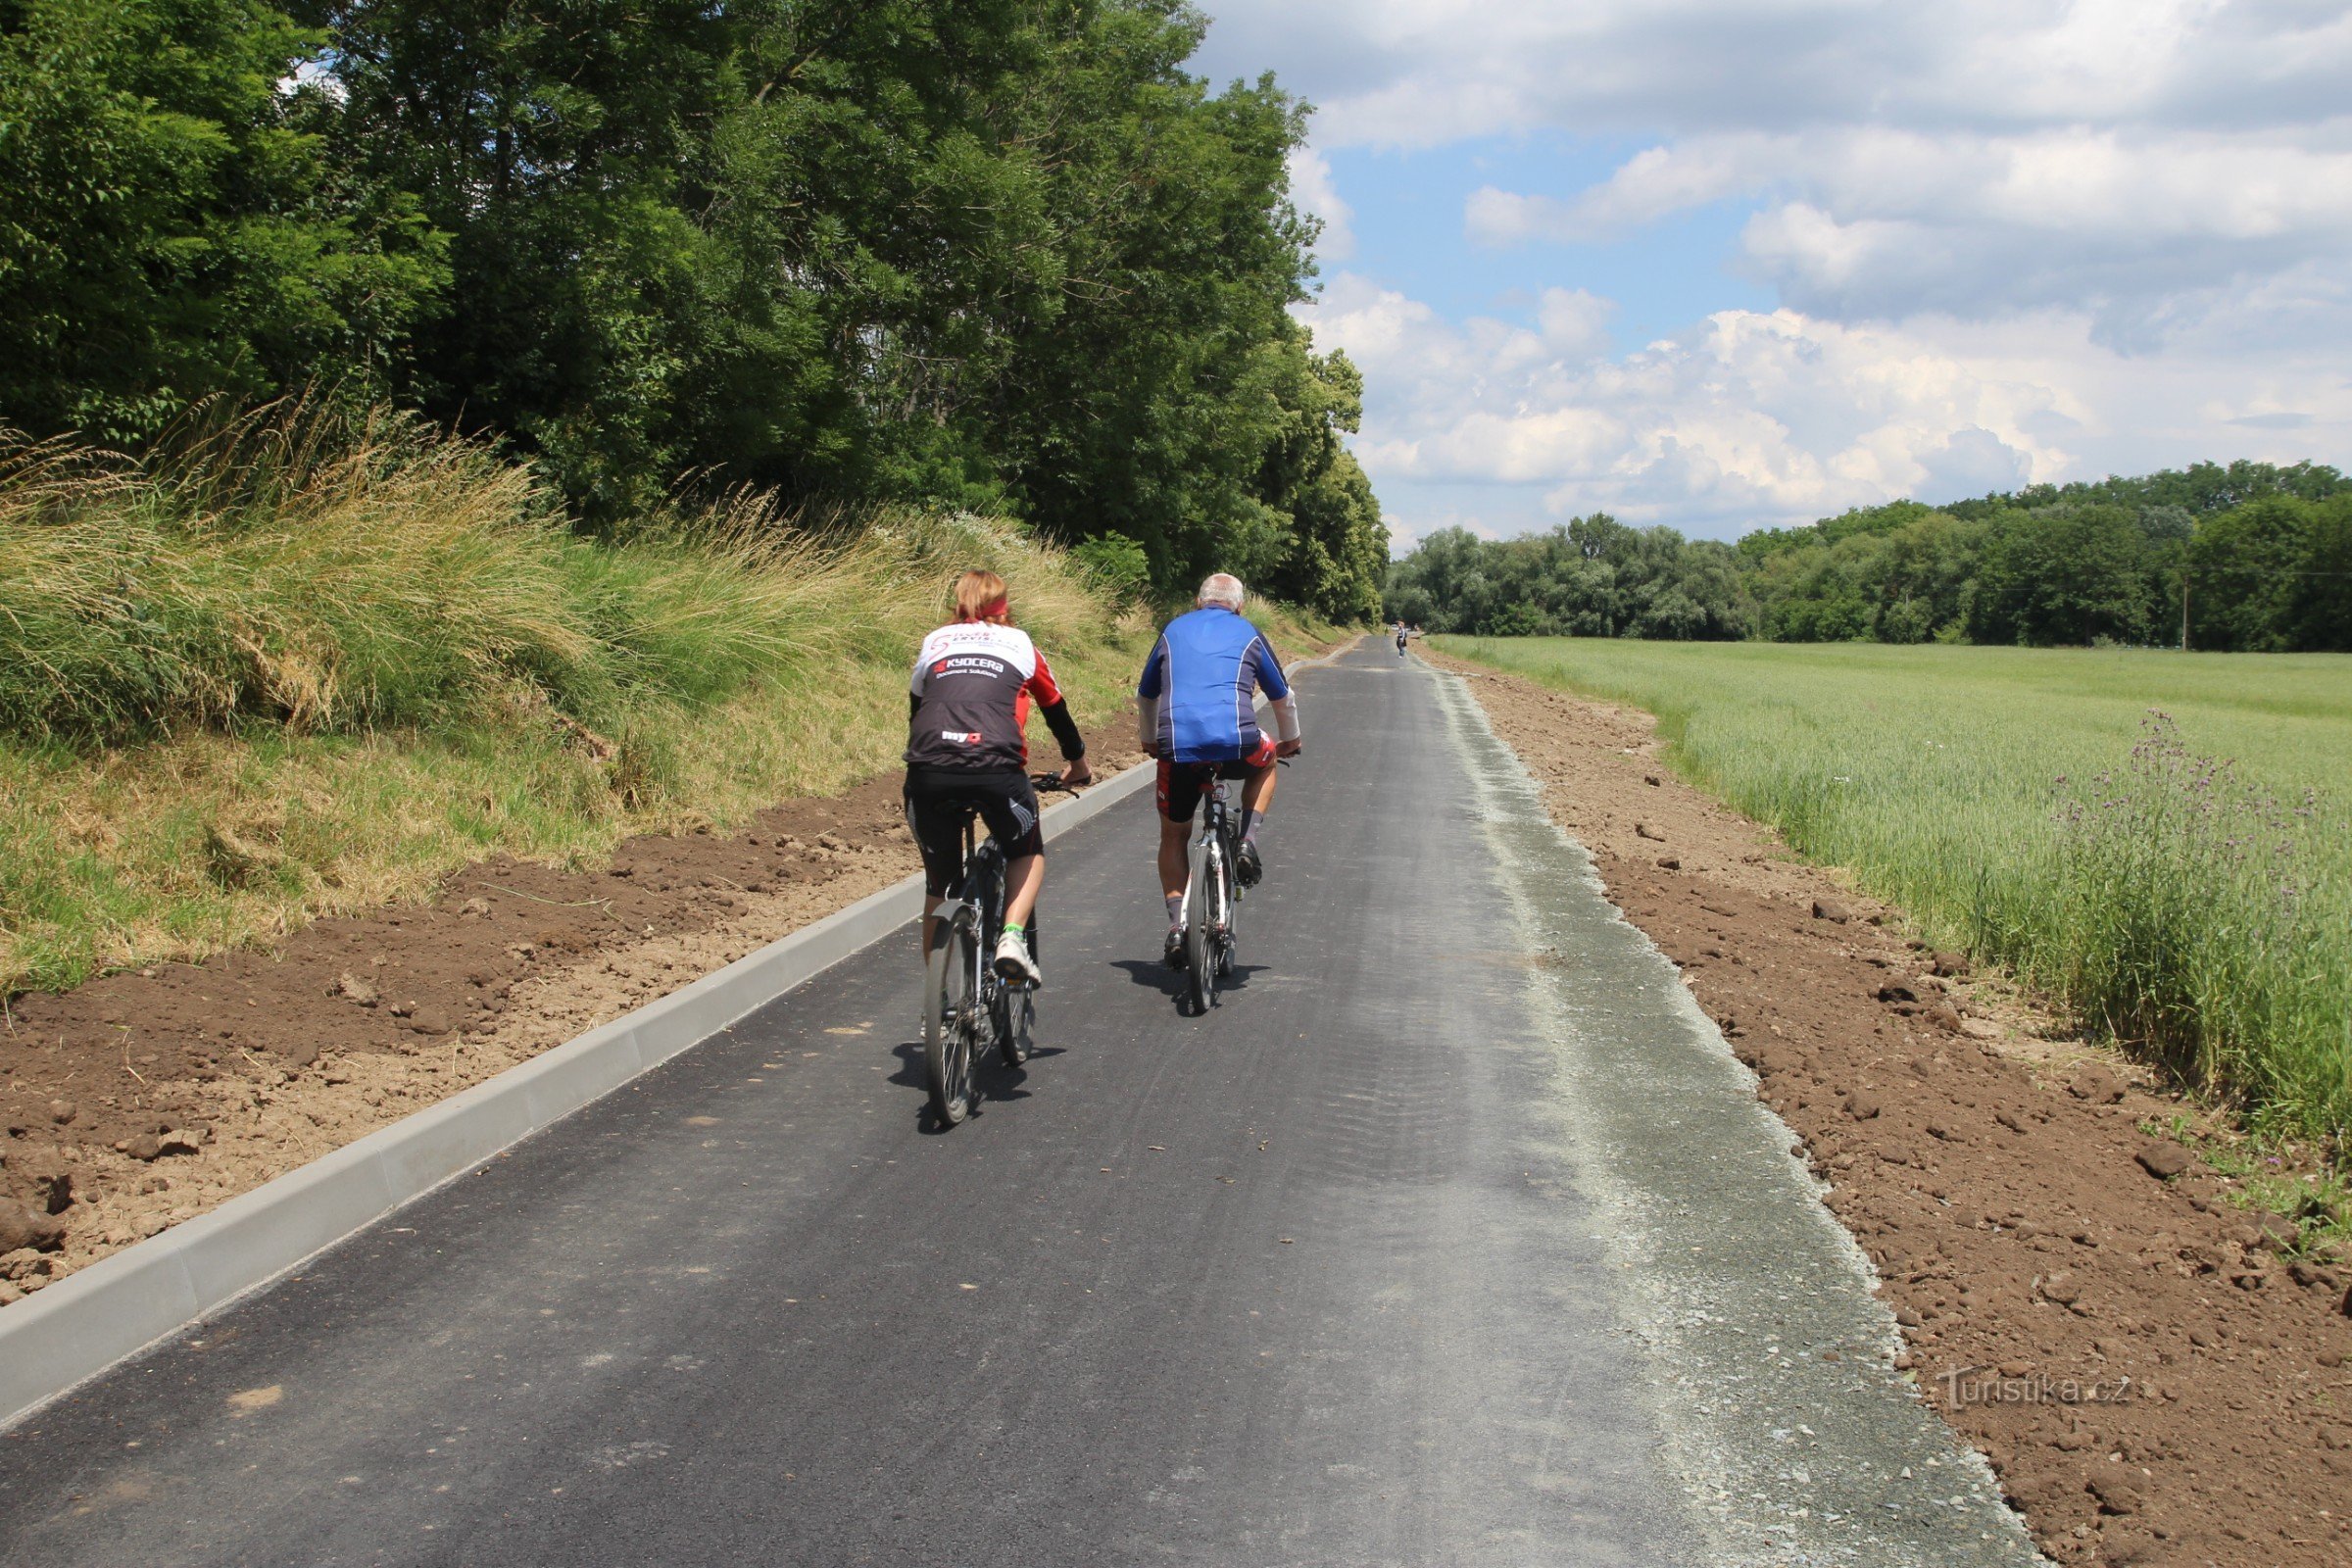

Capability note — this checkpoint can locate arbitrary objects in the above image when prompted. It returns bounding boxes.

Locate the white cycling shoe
[994,929,1042,988]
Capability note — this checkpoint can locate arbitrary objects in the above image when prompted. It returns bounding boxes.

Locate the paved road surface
[0,644,2041,1567]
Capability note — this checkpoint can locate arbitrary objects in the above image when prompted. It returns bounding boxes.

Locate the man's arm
[1135,636,1168,755]
[1026,653,1092,782]
[1248,634,1301,752]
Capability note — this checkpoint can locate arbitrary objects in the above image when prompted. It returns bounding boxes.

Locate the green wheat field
[1440,636,2352,1155]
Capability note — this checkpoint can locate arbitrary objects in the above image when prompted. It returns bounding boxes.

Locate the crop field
[1439,636,2352,1153]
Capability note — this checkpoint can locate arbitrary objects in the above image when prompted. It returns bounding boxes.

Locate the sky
[1186,0,2352,550]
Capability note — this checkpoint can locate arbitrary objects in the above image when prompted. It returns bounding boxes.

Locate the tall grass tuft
[0,402,585,738]
[0,404,1179,992]
[1441,636,2352,1158]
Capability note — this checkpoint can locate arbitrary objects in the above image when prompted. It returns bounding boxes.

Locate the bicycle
[1176,768,1252,1015]
[919,773,1075,1125]
[921,818,1035,1128]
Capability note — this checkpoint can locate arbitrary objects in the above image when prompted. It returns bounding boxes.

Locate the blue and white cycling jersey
[1136,607,1291,762]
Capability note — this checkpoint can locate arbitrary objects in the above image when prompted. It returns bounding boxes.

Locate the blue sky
[1320,137,1778,349]
[1186,1,2352,549]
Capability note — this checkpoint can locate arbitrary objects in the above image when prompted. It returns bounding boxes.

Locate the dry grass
[0,405,1210,991]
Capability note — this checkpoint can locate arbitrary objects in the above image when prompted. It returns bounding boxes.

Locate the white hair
[1196,572,1246,611]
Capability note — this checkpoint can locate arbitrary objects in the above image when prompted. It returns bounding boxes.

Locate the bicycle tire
[924,908,979,1125]
[1184,837,1215,1013]
[999,983,1034,1066]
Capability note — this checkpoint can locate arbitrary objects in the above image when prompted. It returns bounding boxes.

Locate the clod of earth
[120,1131,201,1163]
[2087,1475,2144,1516]
[1875,977,1922,1003]
[48,1100,77,1125]
[1656,857,1681,870]
[1635,821,1665,841]
[1812,898,1852,923]
[2134,1143,2194,1179]
[1931,951,1967,977]
[332,973,379,1007]
[1844,1093,1882,1120]
[2066,1063,2125,1103]
[0,1200,65,1253]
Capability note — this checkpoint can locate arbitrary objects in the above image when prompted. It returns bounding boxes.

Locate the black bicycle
[920,773,1078,1125]
[921,812,1038,1127]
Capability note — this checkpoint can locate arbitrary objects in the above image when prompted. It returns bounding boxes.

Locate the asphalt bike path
[0,644,2041,1567]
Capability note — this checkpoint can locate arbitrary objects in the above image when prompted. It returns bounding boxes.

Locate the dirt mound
[1,721,1148,1302]
[1444,656,2352,1568]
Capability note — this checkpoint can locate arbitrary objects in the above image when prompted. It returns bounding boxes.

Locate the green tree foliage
[1,0,1385,613]
[0,0,447,443]
[1385,514,1754,640]
[1392,461,2350,651]
[2185,494,2352,652]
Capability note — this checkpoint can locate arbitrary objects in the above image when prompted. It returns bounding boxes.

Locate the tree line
[0,0,1387,619]
[1387,461,2352,652]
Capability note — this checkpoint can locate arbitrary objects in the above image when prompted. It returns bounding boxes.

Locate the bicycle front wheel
[924,908,980,1125]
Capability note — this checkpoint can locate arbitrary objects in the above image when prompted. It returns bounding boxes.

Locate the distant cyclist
[906,570,1093,987]
[1396,620,1408,657]
[1136,573,1300,965]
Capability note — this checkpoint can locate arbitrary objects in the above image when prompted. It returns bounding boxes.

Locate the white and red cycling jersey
[906,621,1071,772]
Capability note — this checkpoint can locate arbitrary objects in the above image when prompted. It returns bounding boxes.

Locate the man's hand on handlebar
[1038,757,1094,792]
[1276,738,1302,760]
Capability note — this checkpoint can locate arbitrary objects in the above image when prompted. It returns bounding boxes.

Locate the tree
[1969,505,2160,646]
[0,0,446,443]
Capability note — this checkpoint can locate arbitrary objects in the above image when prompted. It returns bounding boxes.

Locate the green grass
[1438,636,2352,1154]
[0,404,1345,992]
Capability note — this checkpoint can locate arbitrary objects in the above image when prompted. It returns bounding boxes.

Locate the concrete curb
[0,635,1357,1430]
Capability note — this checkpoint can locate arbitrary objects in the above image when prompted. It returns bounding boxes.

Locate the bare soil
[0,720,1152,1298]
[1441,653,2352,1568]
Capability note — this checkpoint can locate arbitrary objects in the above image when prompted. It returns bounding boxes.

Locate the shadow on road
[888,1039,1061,1133]
[1110,957,1268,1013]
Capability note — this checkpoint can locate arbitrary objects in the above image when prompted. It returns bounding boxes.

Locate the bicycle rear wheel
[924,907,980,1125]
[1184,837,1216,1014]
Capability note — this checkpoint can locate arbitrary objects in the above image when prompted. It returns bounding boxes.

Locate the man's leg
[1235,760,1278,886]
[1157,812,1192,961]
[1157,812,1191,903]
[1003,853,1043,926]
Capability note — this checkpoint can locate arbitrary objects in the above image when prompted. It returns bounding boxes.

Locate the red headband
[980,595,1008,618]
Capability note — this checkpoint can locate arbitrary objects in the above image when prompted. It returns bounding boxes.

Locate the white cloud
[1287,147,1355,264]
[1206,2,2352,344]
[1200,2,2352,536]
[1300,270,2352,537]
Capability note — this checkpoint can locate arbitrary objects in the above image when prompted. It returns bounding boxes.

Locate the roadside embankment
[1436,650,2352,1568]
[0,405,1345,1298]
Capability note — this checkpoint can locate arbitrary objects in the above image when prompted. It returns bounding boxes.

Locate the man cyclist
[1136,572,1300,965]
[906,570,1093,988]
[1396,620,1409,657]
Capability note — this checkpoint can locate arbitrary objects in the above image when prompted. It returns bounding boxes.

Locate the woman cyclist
[905,570,1093,986]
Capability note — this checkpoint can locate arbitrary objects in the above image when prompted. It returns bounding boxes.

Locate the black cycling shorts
[1154,734,1277,823]
[903,765,1042,897]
